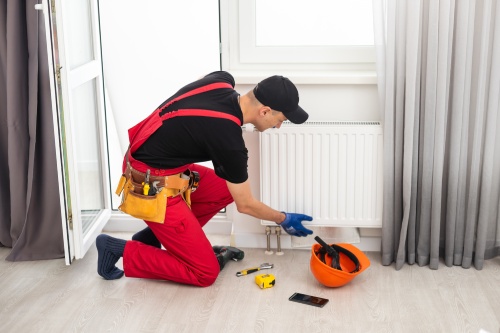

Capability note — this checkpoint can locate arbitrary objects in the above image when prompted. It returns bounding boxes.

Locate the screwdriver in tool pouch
[143,170,151,195]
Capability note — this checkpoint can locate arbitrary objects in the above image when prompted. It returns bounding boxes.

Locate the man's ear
[259,106,272,117]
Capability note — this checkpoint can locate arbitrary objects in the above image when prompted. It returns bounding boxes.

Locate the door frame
[40,0,112,263]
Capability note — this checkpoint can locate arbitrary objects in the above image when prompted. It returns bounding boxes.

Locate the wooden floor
[1,232,499,333]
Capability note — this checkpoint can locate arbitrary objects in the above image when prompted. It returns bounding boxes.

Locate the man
[96,71,313,286]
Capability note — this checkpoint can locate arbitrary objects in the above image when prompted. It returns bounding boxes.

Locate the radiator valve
[275,226,284,255]
[265,226,273,255]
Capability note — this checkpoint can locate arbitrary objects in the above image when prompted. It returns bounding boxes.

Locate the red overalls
[122,82,240,287]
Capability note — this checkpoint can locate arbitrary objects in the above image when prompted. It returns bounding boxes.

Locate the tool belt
[115,163,200,223]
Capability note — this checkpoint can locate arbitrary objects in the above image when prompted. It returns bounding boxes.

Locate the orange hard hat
[310,236,370,287]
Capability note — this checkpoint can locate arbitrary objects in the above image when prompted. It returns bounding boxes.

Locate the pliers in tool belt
[236,263,274,277]
[189,171,200,192]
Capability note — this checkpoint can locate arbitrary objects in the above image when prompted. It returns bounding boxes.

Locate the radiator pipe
[275,226,284,255]
[265,226,273,255]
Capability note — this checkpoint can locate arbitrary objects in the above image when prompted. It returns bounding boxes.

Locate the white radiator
[260,121,383,228]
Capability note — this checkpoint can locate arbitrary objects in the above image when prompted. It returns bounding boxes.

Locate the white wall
[99,0,221,154]
[99,1,381,249]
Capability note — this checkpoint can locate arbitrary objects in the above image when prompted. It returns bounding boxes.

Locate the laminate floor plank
[0,234,499,333]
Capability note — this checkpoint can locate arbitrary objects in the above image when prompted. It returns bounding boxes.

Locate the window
[255,0,374,47]
[220,0,376,83]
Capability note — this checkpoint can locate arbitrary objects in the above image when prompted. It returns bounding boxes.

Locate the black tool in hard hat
[314,236,360,273]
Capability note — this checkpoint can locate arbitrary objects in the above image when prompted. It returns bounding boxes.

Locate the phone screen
[289,292,329,308]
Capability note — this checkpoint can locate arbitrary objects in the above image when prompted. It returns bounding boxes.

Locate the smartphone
[289,292,329,308]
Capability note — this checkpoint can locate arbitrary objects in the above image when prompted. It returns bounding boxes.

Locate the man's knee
[196,264,219,287]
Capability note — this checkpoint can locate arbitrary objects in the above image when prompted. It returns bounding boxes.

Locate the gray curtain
[0,0,64,261]
[374,0,500,270]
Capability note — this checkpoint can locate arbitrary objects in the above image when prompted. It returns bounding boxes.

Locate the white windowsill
[231,70,378,85]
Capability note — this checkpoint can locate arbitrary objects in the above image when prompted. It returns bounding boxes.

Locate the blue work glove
[279,212,313,237]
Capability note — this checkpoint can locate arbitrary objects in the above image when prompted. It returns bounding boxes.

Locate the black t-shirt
[132,71,248,184]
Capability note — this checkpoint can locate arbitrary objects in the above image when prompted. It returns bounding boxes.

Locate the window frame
[220,0,377,84]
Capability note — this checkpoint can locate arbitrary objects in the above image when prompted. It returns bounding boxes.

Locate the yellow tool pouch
[115,174,168,223]
[182,188,192,209]
[181,170,199,209]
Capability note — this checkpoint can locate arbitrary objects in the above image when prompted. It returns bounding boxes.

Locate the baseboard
[231,233,381,252]
[104,213,381,252]
[104,213,233,235]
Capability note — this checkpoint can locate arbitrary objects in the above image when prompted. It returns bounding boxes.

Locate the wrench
[236,263,274,277]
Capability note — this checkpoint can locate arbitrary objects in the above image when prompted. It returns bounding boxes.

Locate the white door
[38,0,111,264]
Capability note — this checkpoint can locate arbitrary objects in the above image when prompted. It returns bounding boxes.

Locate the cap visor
[287,105,309,124]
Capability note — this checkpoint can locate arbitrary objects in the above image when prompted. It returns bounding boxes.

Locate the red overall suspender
[127,82,240,155]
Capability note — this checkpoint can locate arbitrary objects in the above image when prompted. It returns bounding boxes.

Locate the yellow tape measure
[255,274,275,289]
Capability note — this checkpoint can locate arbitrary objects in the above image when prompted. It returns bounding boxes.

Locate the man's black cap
[253,75,309,124]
